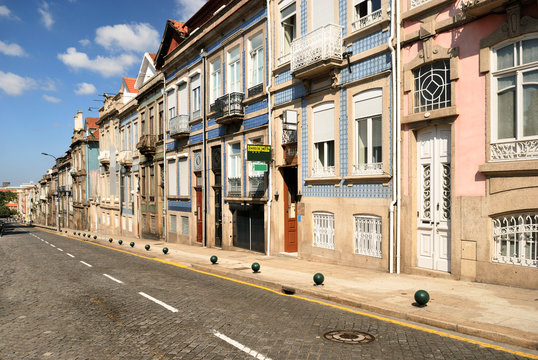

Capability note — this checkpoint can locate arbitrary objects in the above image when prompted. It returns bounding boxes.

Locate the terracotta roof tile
[149,53,156,61]
[123,77,138,94]
[170,20,188,36]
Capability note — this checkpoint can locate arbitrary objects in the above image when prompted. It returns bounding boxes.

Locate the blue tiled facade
[245,99,268,114]
[274,84,306,105]
[340,52,391,85]
[349,30,390,56]
[274,69,292,85]
[168,200,192,212]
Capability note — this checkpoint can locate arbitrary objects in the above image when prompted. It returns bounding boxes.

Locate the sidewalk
[37,225,538,351]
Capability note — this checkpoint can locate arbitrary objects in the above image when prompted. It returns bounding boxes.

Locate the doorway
[282,167,298,252]
[416,125,451,272]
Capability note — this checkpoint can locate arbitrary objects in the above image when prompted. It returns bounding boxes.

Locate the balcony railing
[169,115,190,139]
[247,83,263,98]
[98,150,110,164]
[249,176,266,198]
[352,9,383,32]
[490,139,538,162]
[136,134,156,155]
[459,0,509,16]
[212,92,245,124]
[117,150,133,166]
[352,162,383,175]
[228,177,241,197]
[410,0,431,8]
[282,129,297,145]
[291,23,342,77]
[312,165,336,177]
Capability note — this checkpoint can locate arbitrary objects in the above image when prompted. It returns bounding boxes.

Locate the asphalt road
[0,223,533,359]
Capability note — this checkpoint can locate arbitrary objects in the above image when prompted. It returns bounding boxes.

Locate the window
[248,33,264,90]
[249,137,265,196]
[158,102,164,137]
[178,83,188,117]
[492,213,537,267]
[167,89,176,119]
[280,2,296,61]
[228,142,241,195]
[168,159,177,196]
[149,165,154,201]
[210,58,221,104]
[354,89,382,175]
[181,216,189,236]
[354,215,382,257]
[311,0,334,30]
[227,46,241,93]
[170,215,177,234]
[191,74,201,118]
[492,38,538,144]
[313,212,334,249]
[414,60,451,113]
[149,107,154,135]
[352,0,382,31]
[140,112,146,135]
[312,102,335,177]
[179,157,189,197]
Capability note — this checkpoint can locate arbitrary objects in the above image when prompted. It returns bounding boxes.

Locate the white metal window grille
[313,212,335,250]
[291,24,342,73]
[354,215,382,258]
[150,215,156,234]
[128,217,133,232]
[170,215,177,234]
[492,213,538,267]
[352,0,382,32]
[279,2,296,65]
[491,37,538,161]
[414,60,451,113]
[181,216,189,236]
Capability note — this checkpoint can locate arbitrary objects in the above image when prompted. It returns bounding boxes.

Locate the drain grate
[323,330,375,344]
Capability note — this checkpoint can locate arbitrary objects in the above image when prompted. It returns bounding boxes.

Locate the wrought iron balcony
[247,83,263,98]
[227,177,241,197]
[249,175,266,198]
[136,134,156,155]
[211,92,245,125]
[352,162,383,176]
[352,9,383,32]
[291,23,342,79]
[169,115,190,139]
[98,150,110,164]
[282,129,297,145]
[117,150,133,166]
[312,165,336,178]
[459,0,510,16]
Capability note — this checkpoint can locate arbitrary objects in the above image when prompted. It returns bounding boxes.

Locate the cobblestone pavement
[0,224,534,360]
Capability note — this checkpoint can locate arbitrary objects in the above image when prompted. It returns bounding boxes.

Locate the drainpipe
[163,77,168,243]
[395,0,402,274]
[265,0,272,257]
[388,0,397,274]
[201,48,208,248]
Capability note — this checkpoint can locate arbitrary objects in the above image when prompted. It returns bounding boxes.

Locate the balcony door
[312,0,334,30]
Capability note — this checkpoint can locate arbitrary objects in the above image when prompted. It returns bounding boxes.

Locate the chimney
[74,110,83,130]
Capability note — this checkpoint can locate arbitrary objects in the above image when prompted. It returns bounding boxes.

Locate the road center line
[103,274,124,284]
[50,244,56,248]
[66,253,75,258]
[57,248,63,252]
[138,292,178,313]
[79,261,92,267]
[213,330,272,360]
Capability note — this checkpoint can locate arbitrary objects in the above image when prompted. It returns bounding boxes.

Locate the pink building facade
[400,0,538,288]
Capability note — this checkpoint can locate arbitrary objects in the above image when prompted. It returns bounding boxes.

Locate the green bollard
[118,240,123,245]
[109,238,113,243]
[313,273,325,286]
[210,255,218,264]
[414,290,430,307]
[251,262,260,273]
[130,242,135,247]
[93,235,97,239]
[163,247,169,254]
[145,244,150,251]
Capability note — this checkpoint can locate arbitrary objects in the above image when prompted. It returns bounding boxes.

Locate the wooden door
[195,187,203,243]
[283,168,298,252]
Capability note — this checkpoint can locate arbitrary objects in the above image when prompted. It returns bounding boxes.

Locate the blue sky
[0,0,205,186]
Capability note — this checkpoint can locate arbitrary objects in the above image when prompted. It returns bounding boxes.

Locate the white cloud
[74,82,97,95]
[0,40,26,56]
[0,71,37,96]
[57,47,138,77]
[0,5,11,17]
[40,78,56,92]
[79,39,91,47]
[38,2,54,30]
[43,94,61,103]
[95,23,159,53]
[175,0,206,21]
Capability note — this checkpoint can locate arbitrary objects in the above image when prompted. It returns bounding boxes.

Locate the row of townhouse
[26,0,537,289]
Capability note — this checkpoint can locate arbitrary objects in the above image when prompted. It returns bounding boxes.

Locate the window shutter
[313,103,335,143]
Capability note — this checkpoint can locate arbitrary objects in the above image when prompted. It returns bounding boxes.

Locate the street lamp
[41,152,61,232]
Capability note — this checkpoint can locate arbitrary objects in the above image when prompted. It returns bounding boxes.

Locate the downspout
[388,0,397,274]
[265,0,272,257]
[163,77,168,243]
[201,49,208,248]
[396,0,402,274]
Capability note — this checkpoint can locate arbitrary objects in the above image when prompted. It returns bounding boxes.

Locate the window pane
[371,0,381,11]
[358,119,367,164]
[523,83,538,137]
[522,38,538,65]
[497,44,514,70]
[372,116,382,163]
[316,142,325,166]
[327,141,334,167]
[497,76,516,91]
[497,88,516,139]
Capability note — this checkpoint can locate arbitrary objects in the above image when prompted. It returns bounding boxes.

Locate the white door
[417,126,451,272]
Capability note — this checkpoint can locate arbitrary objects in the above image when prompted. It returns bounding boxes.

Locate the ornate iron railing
[490,139,538,161]
[248,83,264,98]
[282,129,297,145]
[312,165,335,177]
[492,213,538,267]
[352,162,383,175]
[410,0,431,8]
[169,115,190,138]
[212,92,244,119]
[136,134,156,154]
[354,215,382,258]
[249,175,266,198]
[313,212,335,250]
[117,150,133,166]
[228,177,241,197]
[352,9,383,32]
[291,23,342,74]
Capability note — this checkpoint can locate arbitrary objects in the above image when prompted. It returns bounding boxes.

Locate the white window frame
[313,211,335,250]
[280,1,296,60]
[167,89,176,119]
[354,89,383,175]
[492,212,538,267]
[248,32,264,89]
[228,142,242,194]
[354,215,382,258]
[227,46,241,93]
[210,58,221,104]
[167,158,178,197]
[312,102,335,177]
[413,60,451,113]
[179,155,189,197]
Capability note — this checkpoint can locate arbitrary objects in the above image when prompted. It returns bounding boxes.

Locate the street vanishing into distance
[0,223,535,360]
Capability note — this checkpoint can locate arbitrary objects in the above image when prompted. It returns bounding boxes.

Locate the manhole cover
[323,330,375,344]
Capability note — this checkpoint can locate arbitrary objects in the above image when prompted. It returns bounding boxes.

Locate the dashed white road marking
[138,292,178,313]
[50,244,56,248]
[66,253,75,258]
[79,261,92,267]
[103,274,124,284]
[57,248,63,252]
[212,330,272,360]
